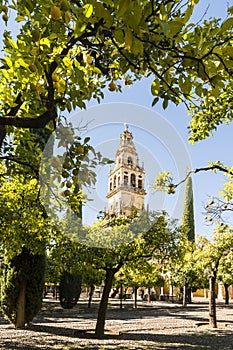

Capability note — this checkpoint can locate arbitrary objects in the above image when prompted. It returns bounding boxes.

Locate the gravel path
[1,298,233,349]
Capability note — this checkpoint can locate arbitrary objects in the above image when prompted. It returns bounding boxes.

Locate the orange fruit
[51,5,61,20]
[108,81,116,91]
[61,0,69,11]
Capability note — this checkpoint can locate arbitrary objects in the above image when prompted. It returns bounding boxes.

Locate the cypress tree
[0,248,46,326]
[0,128,51,327]
[59,181,83,309]
[59,271,82,309]
[182,176,195,242]
[181,176,195,305]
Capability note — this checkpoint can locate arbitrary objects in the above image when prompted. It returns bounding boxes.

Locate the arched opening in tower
[130,173,136,187]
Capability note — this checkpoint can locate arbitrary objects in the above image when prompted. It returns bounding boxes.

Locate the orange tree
[81,212,180,338]
[47,211,181,338]
[0,1,232,146]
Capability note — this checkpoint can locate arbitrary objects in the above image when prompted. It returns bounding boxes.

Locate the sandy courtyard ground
[1,298,233,349]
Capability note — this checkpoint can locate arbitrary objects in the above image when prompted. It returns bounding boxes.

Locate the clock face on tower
[106,124,146,217]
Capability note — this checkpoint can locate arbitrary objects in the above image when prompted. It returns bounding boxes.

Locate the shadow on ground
[1,323,233,350]
[1,300,233,350]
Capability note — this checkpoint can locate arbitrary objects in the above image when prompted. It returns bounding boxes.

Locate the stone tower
[106,124,146,216]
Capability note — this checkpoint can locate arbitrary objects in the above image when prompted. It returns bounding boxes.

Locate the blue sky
[1,0,233,238]
[81,0,233,237]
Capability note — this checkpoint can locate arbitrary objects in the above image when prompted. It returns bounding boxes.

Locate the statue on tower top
[124,123,128,131]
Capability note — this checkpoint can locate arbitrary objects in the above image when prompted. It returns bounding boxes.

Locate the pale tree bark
[148,287,151,303]
[183,284,188,307]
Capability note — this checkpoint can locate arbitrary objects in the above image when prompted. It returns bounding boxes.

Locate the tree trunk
[95,269,115,338]
[182,284,188,306]
[88,285,95,308]
[187,287,192,303]
[0,125,6,149]
[134,286,138,309]
[15,280,26,328]
[209,276,217,328]
[224,283,229,305]
[148,287,151,303]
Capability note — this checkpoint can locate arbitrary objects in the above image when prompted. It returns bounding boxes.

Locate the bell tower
[106,124,146,216]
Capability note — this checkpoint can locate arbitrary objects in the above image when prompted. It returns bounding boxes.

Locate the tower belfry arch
[106,124,146,216]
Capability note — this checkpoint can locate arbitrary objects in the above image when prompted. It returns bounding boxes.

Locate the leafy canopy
[0,0,232,135]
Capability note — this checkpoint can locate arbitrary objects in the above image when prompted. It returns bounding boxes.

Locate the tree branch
[0,108,57,129]
[144,51,189,108]
[0,20,106,133]
[0,93,23,148]
[111,37,139,70]
[0,156,39,176]
[0,125,6,149]
[204,196,233,224]
[174,165,232,189]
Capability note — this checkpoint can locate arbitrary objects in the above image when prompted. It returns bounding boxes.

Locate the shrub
[59,271,82,309]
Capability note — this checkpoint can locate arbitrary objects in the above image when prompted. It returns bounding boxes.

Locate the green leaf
[118,0,131,17]
[74,21,87,35]
[49,33,58,40]
[222,46,233,57]
[195,84,203,97]
[40,37,50,46]
[133,3,142,26]
[125,30,133,51]
[179,76,192,96]
[152,97,159,106]
[4,56,12,68]
[84,137,90,144]
[115,29,124,44]
[131,37,143,55]
[94,2,105,18]
[151,80,160,96]
[1,69,10,80]
[228,6,233,15]
[7,38,18,49]
[184,5,194,23]
[159,3,167,21]
[162,97,168,110]
[83,4,93,18]
[15,15,25,22]
[160,21,170,36]
[169,20,184,37]
[221,17,233,31]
